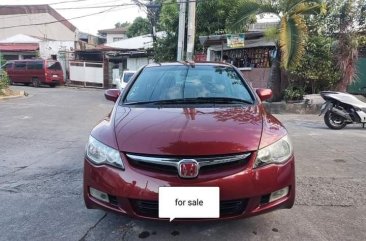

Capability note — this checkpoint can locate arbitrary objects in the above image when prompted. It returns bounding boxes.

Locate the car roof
[145,61,232,68]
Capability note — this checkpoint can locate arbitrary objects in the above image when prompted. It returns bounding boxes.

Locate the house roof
[105,32,166,50]
[199,32,265,46]
[0,34,42,43]
[208,38,276,51]
[98,27,128,35]
[0,43,39,52]
[0,5,77,32]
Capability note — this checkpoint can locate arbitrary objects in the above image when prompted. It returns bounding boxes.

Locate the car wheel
[32,78,40,88]
[49,84,56,88]
[324,111,347,130]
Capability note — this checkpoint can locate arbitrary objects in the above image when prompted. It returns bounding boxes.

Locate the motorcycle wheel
[324,111,347,130]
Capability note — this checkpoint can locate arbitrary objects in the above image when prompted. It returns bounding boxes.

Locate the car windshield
[123,72,134,83]
[124,65,254,105]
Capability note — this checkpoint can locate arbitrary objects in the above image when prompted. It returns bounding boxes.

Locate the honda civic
[83,62,295,221]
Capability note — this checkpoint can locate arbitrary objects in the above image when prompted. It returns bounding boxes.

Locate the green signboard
[348,57,366,95]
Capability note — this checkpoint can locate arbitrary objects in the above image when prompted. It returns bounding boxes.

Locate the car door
[13,61,27,83]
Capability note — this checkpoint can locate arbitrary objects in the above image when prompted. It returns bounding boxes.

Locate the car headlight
[254,135,293,168]
[86,136,124,170]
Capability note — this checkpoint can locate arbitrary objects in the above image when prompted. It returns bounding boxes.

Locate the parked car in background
[4,59,64,87]
[116,70,136,90]
[84,62,295,221]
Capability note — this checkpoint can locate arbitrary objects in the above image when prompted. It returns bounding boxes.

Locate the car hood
[114,106,263,156]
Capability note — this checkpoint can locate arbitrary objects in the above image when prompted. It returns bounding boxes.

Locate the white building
[0,5,78,41]
[98,27,128,44]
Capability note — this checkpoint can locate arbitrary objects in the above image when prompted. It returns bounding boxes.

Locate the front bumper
[83,154,295,221]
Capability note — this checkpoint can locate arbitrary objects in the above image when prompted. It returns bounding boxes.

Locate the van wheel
[32,78,40,88]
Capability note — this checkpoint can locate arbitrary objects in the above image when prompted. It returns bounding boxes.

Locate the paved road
[0,86,365,241]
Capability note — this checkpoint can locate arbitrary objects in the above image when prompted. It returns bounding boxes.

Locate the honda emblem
[178,159,199,178]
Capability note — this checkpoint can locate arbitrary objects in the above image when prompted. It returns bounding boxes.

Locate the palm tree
[226,0,326,70]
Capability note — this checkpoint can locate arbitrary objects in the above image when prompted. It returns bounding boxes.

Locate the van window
[47,62,62,70]
[2,62,13,70]
[14,62,26,69]
[27,61,43,70]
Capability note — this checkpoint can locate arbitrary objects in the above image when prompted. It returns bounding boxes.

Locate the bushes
[283,85,305,102]
[0,70,10,94]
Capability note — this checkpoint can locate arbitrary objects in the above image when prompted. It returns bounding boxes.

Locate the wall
[69,61,104,86]
[106,33,127,43]
[0,13,76,41]
[39,41,74,59]
[240,68,271,88]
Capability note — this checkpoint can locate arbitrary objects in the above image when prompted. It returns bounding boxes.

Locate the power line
[48,0,99,5]
[0,0,203,30]
[54,3,136,10]
[0,6,119,30]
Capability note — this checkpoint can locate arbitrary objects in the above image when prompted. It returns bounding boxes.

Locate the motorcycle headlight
[254,135,293,168]
[86,136,124,170]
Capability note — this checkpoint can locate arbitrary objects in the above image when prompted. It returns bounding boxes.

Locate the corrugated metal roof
[105,31,166,50]
[208,38,276,51]
[0,43,39,52]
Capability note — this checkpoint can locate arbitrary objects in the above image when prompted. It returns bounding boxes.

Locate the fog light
[269,187,289,203]
[90,187,109,203]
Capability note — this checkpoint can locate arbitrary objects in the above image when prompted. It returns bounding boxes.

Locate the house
[98,27,128,44]
[0,34,41,61]
[199,32,277,90]
[105,31,165,70]
[0,5,78,41]
[70,32,166,88]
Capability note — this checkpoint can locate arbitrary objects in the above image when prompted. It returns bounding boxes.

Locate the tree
[154,0,244,61]
[127,17,150,38]
[289,36,341,93]
[226,0,326,70]
[115,21,130,28]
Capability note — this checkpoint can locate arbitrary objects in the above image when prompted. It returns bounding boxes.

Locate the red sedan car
[83,62,295,221]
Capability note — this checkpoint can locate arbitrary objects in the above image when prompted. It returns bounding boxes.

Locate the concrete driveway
[0,86,365,241]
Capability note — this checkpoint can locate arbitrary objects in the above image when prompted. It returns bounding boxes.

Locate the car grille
[130,199,248,218]
[126,152,251,175]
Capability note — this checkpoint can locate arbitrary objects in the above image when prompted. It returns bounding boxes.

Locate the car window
[14,62,26,69]
[27,61,43,70]
[123,72,134,83]
[47,61,62,70]
[125,65,253,103]
[3,63,13,70]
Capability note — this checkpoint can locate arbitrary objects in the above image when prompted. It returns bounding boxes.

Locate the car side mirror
[256,88,273,101]
[104,89,121,102]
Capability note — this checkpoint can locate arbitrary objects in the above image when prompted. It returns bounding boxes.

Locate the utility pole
[186,0,196,61]
[177,0,186,61]
[146,0,161,44]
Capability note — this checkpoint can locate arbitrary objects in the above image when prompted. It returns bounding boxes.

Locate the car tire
[49,84,56,88]
[32,78,40,88]
[324,111,347,130]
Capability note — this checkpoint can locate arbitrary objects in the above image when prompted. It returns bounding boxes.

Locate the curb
[0,90,25,100]
[263,101,323,114]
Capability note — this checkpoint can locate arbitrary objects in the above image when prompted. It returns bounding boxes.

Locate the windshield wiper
[194,97,253,104]
[124,97,252,105]
[124,99,187,105]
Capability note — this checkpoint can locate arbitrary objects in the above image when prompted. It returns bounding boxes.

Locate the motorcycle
[319,91,366,130]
